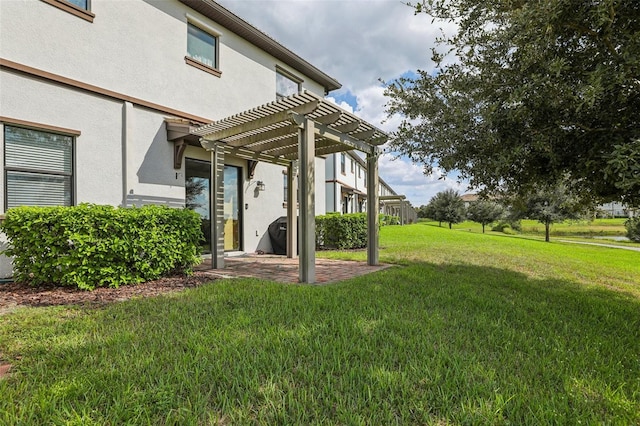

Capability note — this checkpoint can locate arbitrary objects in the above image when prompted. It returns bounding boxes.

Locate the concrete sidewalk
[558,240,640,252]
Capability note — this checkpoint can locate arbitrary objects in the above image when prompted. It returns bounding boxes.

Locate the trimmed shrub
[626,217,640,242]
[491,220,522,233]
[316,213,367,250]
[0,204,202,290]
[379,214,400,226]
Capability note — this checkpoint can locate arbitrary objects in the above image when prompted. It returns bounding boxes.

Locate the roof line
[179,0,342,93]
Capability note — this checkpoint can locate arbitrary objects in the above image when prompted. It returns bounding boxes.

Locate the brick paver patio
[195,254,391,284]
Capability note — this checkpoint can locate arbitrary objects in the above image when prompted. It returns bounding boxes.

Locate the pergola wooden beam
[264,136,336,158]
[289,112,376,155]
[225,123,296,147]
[201,101,318,141]
[192,91,387,283]
[333,121,360,133]
[298,118,315,283]
[315,111,341,125]
[253,135,298,153]
[367,151,380,265]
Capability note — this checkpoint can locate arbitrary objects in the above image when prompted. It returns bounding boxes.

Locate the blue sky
[218,0,469,206]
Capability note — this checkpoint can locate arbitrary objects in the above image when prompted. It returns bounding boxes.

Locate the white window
[4,125,74,208]
[187,23,217,69]
[276,69,301,99]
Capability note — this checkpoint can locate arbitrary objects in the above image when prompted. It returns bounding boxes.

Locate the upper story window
[340,153,346,174]
[41,0,94,22]
[67,0,88,8]
[186,22,221,77]
[4,124,75,209]
[276,68,301,99]
[350,158,354,173]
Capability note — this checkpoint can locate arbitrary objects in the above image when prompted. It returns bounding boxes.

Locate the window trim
[185,20,221,77]
[184,56,222,77]
[41,0,94,23]
[3,120,77,210]
[0,117,81,137]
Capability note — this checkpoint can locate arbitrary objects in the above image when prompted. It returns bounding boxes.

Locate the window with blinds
[187,23,217,69]
[4,125,73,208]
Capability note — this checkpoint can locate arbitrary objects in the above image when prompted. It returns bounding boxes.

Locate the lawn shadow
[1,262,639,424]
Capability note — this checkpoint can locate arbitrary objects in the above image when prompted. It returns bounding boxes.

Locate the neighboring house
[598,202,632,218]
[0,0,395,280]
[325,151,369,214]
[324,151,417,223]
[460,193,479,208]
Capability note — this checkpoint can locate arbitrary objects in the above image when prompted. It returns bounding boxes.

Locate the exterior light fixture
[256,181,266,191]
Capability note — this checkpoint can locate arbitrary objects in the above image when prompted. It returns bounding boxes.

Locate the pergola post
[209,142,225,269]
[367,150,379,266]
[298,119,315,283]
[286,160,298,259]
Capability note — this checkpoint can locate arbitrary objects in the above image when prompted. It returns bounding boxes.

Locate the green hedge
[626,217,640,242]
[379,214,400,226]
[0,204,202,290]
[315,213,400,250]
[316,213,368,250]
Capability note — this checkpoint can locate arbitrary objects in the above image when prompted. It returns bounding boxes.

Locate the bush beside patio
[0,204,202,290]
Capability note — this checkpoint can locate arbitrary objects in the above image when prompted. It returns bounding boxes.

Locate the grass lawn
[519,218,628,237]
[430,218,638,247]
[1,224,639,424]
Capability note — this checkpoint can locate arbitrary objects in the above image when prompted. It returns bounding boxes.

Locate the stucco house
[324,151,416,223]
[0,0,405,281]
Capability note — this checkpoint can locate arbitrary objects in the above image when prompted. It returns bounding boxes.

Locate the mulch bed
[0,272,219,313]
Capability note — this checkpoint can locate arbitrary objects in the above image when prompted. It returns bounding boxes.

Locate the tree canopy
[509,182,588,242]
[427,189,466,228]
[386,0,640,207]
[467,200,504,233]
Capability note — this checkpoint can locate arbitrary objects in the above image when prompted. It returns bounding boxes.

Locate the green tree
[467,200,504,233]
[510,183,588,242]
[386,0,640,207]
[417,204,430,219]
[625,217,640,242]
[428,189,466,229]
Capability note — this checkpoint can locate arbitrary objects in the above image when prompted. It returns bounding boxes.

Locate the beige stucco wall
[0,0,337,276]
[0,0,325,118]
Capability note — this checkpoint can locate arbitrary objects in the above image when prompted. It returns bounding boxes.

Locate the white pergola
[190,91,387,283]
[380,195,410,225]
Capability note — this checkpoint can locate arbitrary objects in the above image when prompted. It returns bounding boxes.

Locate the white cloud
[379,155,469,206]
[216,0,462,206]
[217,0,454,92]
[325,97,354,114]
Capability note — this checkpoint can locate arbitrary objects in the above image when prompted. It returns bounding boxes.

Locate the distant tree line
[417,184,625,242]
